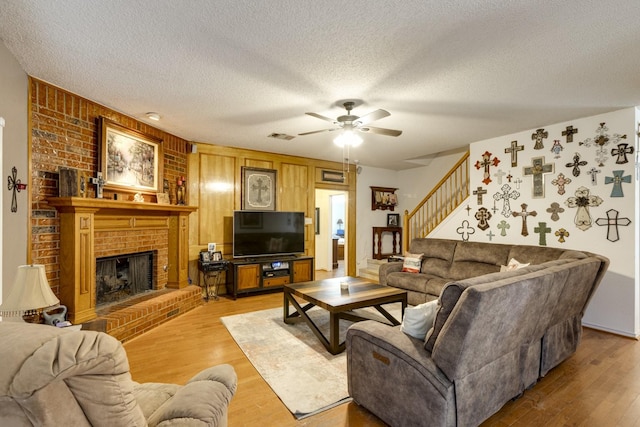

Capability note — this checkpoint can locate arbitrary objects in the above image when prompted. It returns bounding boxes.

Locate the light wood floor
[123,287,640,427]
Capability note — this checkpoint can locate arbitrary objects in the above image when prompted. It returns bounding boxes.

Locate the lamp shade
[0,265,59,317]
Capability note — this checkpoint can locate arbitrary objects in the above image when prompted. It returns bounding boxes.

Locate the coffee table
[283,276,407,354]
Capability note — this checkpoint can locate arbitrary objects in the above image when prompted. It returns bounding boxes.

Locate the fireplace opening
[96,251,154,306]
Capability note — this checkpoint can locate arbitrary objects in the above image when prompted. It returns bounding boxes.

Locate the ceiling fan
[298,101,403,138]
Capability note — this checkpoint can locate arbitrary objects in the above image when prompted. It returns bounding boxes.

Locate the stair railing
[402,151,470,251]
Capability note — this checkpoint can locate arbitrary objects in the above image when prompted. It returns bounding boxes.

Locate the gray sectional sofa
[347,238,608,427]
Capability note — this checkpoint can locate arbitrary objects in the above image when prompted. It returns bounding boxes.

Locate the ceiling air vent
[268,133,295,141]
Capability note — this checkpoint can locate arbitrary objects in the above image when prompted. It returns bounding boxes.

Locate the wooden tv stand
[225,255,314,299]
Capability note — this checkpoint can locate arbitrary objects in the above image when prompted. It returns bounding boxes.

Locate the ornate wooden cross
[562,125,578,143]
[531,128,548,150]
[551,173,571,195]
[604,170,632,197]
[523,156,554,198]
[586,167,601,186]
[456,220,476,242]
[595,209,631,242]
[475,151,500,185]
[546,202,564,221]
[474,207,492,231]
[493,184,520,217]
[512,203,537,236]
[611,143,634,164]
[534,222,552,246]
[565,153,588,177]
[473,186,487,204]
[564,186,603,231]
[555,228,570,243]
[497,220,510,237]
[505,140,524,167]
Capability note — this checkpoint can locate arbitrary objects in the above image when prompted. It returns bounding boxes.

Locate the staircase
[361,151,470,282]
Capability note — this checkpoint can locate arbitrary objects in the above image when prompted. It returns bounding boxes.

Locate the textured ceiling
[1,0,639,170]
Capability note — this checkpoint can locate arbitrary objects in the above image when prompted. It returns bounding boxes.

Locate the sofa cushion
[410,239,457,278]
[424,259,575,353]
[500,258,530,272]
[447,241,511,280]
[402,252,423,273]
[507,245,586,265]
[400,300,439,339]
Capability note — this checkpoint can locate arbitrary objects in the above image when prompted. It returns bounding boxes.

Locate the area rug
[221,303,402,419]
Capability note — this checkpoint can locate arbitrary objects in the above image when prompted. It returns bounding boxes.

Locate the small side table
[198,260,228,301]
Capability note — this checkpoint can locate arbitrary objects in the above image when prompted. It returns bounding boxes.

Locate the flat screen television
[233,211,305,258]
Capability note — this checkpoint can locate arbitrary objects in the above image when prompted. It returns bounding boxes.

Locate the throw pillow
[500,258,530,272]
[400,300,439,339]
[402,252,423,273]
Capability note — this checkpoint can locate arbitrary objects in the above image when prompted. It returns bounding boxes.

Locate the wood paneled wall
[188,143,357,275]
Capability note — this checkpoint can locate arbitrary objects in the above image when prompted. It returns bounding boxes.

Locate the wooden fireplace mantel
[49,197,197,324]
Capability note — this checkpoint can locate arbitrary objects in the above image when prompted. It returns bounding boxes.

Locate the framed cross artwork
[241,167,276,211]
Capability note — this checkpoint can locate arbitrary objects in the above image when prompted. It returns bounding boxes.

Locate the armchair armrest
[378,261,403,286]
[187,364,237,396]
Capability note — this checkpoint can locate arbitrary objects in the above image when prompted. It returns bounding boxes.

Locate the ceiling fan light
[333,131,363,147]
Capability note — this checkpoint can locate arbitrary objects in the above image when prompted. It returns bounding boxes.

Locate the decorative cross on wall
[465,205,472,216]
[531,128,548,150]
[523,156,554,198]
[604,170,632,197]
[579,122,627,163]
[505,140,524,167]
[497,220,510,237]
[475,151,500,185]
[595,209,631,242]
[555,228,570,243]
[493,169,506,185]
[506,173,513,182]
[7,166,27,213]
[546,202,564,221]
[486,230,495,241]
[564,186,603,231]
[586,167,601,186]
[512,203,537,236]
[594,147,608,167]
[493,184,520,217]
[474,207,492,231]
[565,153,588,177]
[513,178,522,189]
[611,143,634,164]
[456,220,476,242]
[473,186,487,204]
[551,173,571,195]
[562,125,578,143]
[534,222,552,246]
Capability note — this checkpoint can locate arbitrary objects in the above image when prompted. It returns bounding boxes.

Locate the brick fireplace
[48,197,198,331]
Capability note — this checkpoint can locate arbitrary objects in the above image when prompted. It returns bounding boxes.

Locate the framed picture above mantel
[371,186,398,211]
[98,117,164,195]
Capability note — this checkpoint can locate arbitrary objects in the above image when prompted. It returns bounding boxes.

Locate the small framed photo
[207,243,216,252]
[211,251,223,262]
[199,251,211,263]
[387,213,400,227]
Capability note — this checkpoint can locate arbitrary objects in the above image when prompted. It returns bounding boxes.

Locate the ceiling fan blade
[360,126,403,137]
[298,128,340,136]
[355,109,390,126]
[305,112,337,123]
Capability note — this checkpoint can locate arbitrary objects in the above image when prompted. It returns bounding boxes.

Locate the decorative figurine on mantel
[90,171,105,198]
[176,176,186,205]
[133,192,144,202]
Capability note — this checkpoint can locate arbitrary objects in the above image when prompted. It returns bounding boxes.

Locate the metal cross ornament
[604,170,632,197]
[555,228,570,243]
[595,209,631,242]
[531,128,548,150]
[505,140,524,167]
[475,151,500,185]
[474,207,492,231]
[611,143,634,164]
[546,202,564,221]
[564,186,603,231]
[523,156,554,198]
[497,220,510,237]
[512,203,537,236]
[89,171,106,199]
[534,222,552,246]
[586,167,601,186]
[565,153,588,177]
[456,220,476,242]
[7,167,27,213]
[562,125,578,143]
[551,173,571,196]
[493,184,520,218]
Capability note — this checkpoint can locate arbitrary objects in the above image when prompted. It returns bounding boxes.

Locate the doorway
[315,189,348,278]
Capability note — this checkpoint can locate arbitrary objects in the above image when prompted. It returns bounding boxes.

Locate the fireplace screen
[96,251,153,306]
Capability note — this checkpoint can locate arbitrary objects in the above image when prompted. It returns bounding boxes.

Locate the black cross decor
[7,166,27,213]
[595,209,631,242]
[565,153,588,177]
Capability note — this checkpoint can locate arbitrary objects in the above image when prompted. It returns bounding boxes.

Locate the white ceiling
[1,0,639,170]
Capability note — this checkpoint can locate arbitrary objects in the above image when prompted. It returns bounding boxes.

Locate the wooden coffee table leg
[329,312,344,355]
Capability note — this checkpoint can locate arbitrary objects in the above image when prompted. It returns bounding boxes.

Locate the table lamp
[0,264,59,323]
